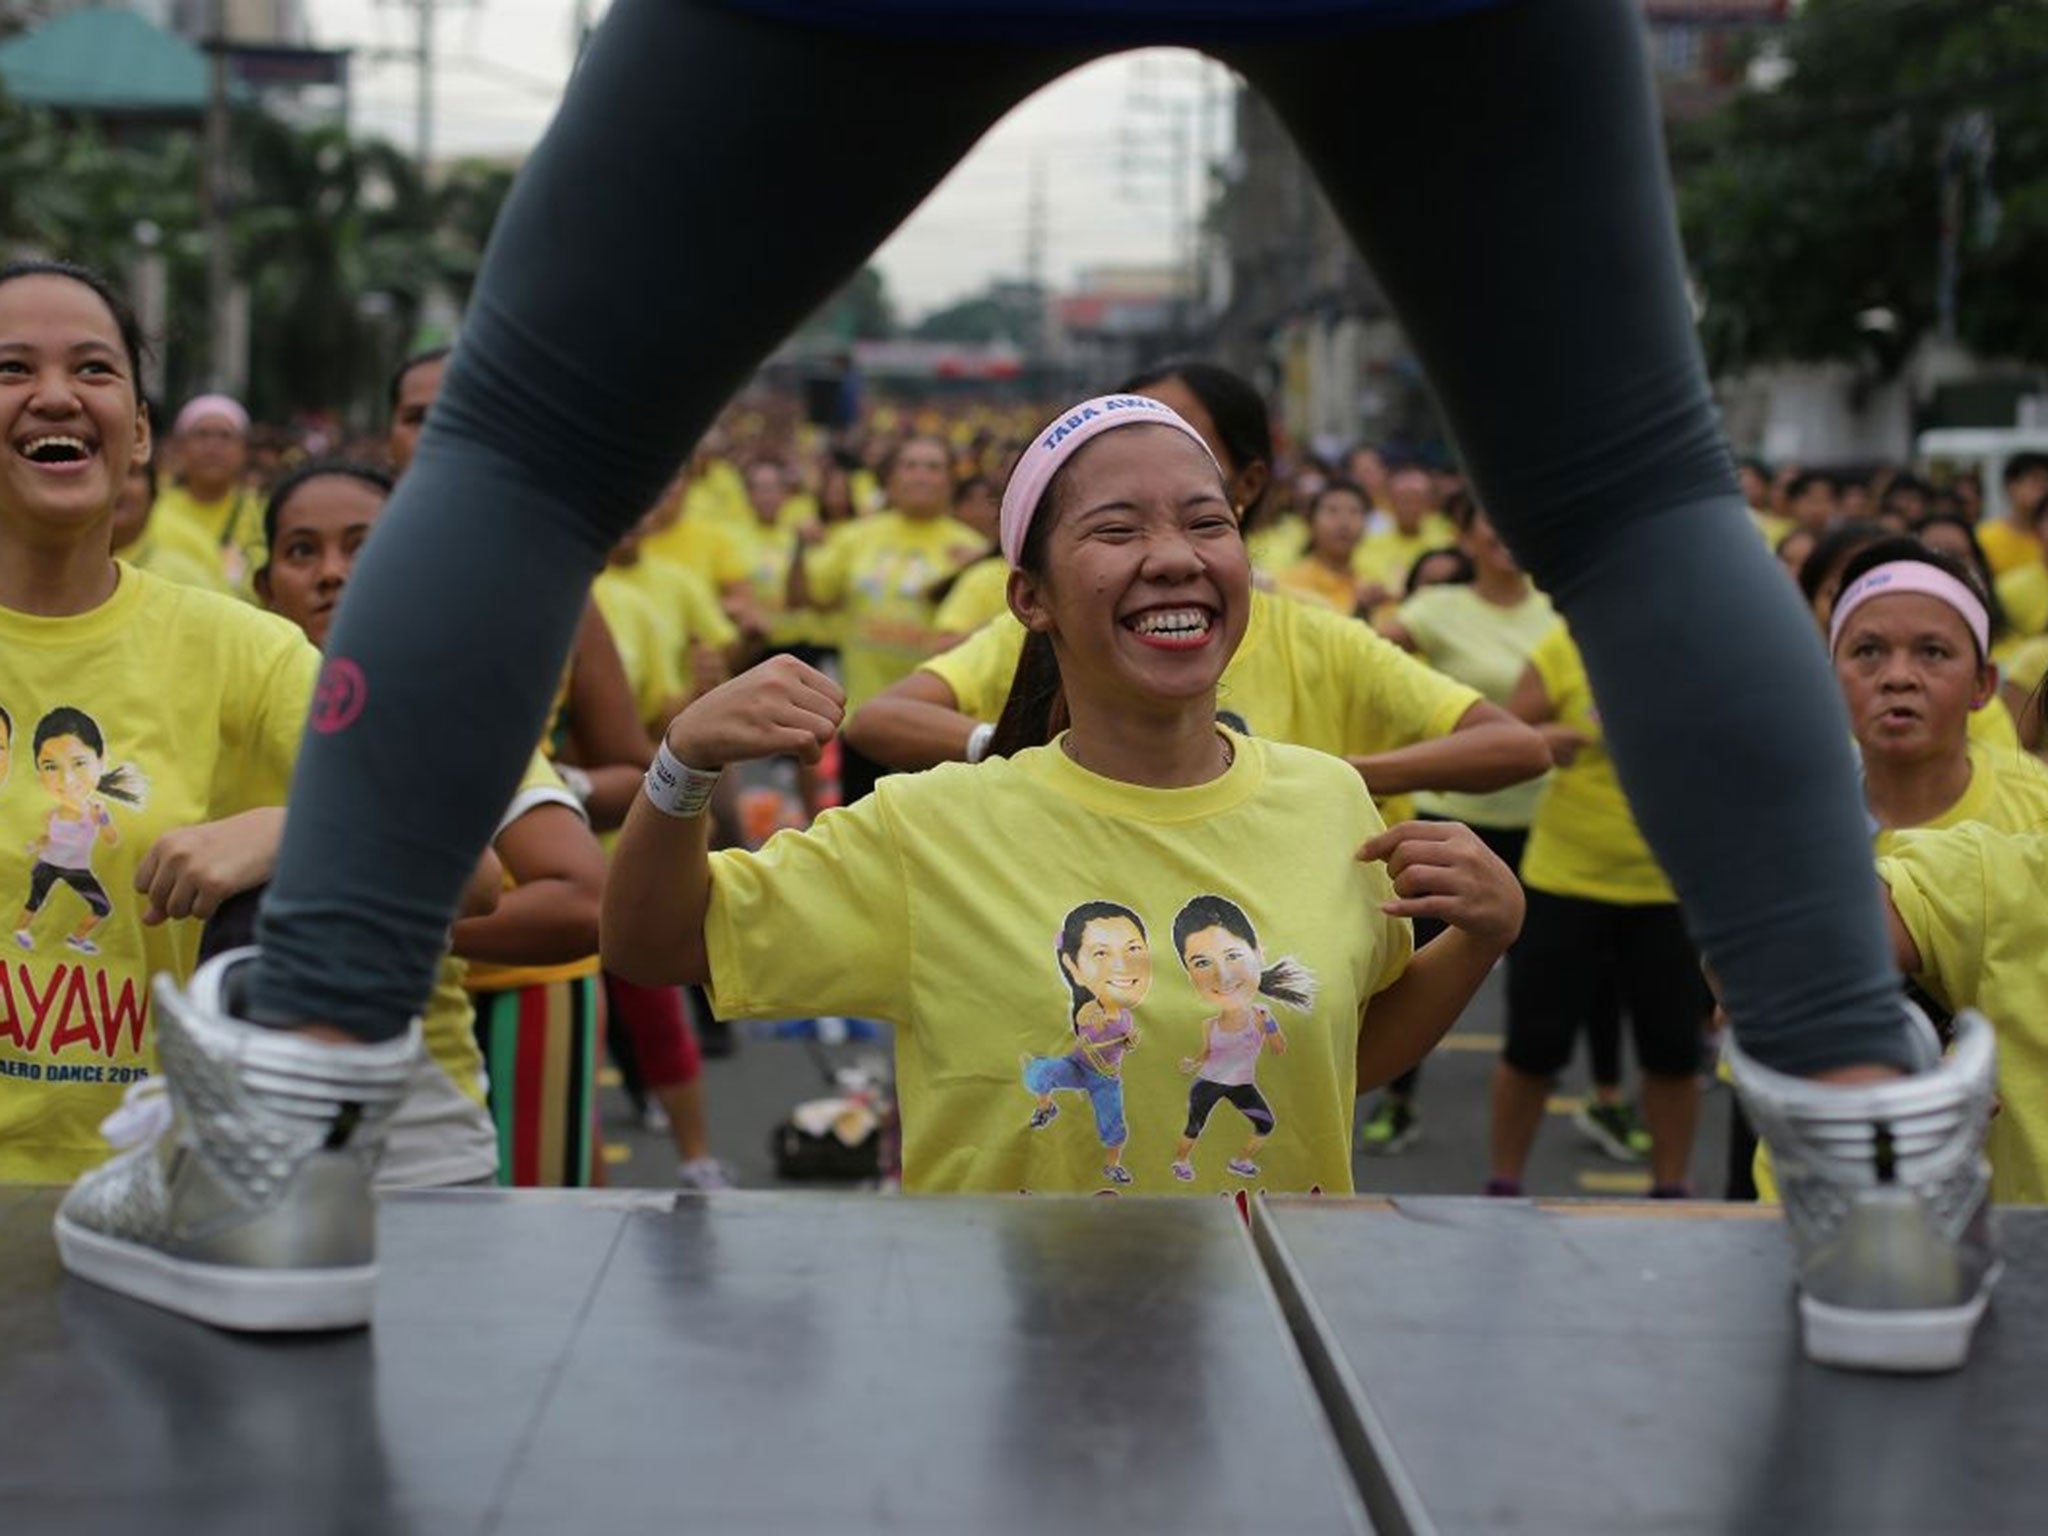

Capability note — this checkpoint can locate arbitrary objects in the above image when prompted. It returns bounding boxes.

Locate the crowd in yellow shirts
[8,258,2046,1208]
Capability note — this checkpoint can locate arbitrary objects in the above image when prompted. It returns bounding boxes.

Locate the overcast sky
[305,0,1230,319]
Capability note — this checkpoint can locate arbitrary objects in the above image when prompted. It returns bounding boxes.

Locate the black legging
[248,0,1908,1077]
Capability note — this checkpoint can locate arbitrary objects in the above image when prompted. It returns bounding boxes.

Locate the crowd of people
[7,255,2045,1227]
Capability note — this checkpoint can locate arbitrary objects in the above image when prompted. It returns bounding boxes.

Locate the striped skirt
[469,974,605,1187]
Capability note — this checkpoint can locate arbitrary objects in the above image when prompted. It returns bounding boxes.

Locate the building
[1207,1,1789,464]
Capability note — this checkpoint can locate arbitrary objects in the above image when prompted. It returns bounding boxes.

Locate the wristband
[965,722,995,764]
[644,741,721,819]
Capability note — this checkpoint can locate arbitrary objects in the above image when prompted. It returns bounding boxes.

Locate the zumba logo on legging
[12,707,148,958]
[1169,894,1316,1184]
[1022,900,1153,1187]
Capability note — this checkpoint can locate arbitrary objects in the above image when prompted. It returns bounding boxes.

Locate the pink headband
[1829,560,1990,658]
[174,394,248,436]
[999,394,1221,568]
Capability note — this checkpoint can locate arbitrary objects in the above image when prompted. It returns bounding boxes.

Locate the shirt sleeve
[918,614,1027,722]
[1877,828,1993,1015]
[703,796,912,1025]
[1339,622,1482,750]
[215,605,320,815]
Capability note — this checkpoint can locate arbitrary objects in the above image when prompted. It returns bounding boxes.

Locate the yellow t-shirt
[681,459,749,530]
[1750,510,1794,548]
[1244,515,1309,576]
[720,516,817,649]
[704,733,1412,1195]
[1869,741,2048,856]
[801,511,986,710]
[463,754,600,993]
[1996,562,2048,640]
[1353,516,1457,593]
[1881,823,2048,1204]
[1519,622,1673,905]
[919,592,1481,820]
[1969,693,2023,755]
[933,555,1010,639]
[150,483,266,596]
[0,564,317,1181]
[2006,634,2048,702]
[626,554,739,652]
[1977,520,2043,581]
[116,516,229,595]
[1398,584,1558,829]
[1275,558,1359,615]
[593,569,689,734]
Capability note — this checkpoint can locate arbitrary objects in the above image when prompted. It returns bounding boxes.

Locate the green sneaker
[1572,1099,1651,1163]
[1357,1095,1419,1155]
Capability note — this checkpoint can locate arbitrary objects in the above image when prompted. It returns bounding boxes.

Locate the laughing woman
[0,260,377,1184]
[605,396,1523,1194]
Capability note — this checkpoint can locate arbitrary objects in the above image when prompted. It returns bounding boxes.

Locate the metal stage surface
[1,1189,2041,1536]
[1254,1196,2047,1536]
[0,1188,1367,1536]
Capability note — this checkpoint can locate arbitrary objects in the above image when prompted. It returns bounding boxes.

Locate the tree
[796,264,898,344]
[1675,0,2048,377]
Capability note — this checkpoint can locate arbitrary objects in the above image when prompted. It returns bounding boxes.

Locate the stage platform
[0,1188,1367,1536]
[1255,1196,2046,1535]
[1,1188,2038,1535]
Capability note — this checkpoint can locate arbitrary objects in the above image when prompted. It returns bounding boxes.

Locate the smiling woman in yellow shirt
[606,394,1524,1196]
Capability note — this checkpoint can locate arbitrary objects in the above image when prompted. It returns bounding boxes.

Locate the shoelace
[99,1076,172,1152]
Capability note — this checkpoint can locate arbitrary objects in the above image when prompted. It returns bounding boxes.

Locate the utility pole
[203,0,236,392]
[378,0,478,180]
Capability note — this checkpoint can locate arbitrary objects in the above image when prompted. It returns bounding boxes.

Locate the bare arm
[603,656,845,987]
[1347,699,1551,798]
[842,669,982,771]
[451,803,606,967]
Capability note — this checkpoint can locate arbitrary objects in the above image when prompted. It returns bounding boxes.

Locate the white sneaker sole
[55,1215,376,1333]
[1799,1269,1998,1374]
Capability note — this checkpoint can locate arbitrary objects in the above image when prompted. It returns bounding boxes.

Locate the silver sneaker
[1727,1005,2000,1373]
[54,948,419,1332]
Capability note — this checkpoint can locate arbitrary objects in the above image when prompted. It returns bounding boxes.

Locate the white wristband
[644,741,721,819]
[965,722,996,764]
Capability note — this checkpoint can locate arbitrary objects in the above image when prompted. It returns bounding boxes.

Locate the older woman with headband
[60,0,2006,1372]
[602,395,1524,1195]
[1825,542,2048,848]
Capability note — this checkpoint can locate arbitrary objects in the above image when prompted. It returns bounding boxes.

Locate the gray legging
[248,0,1909,1075]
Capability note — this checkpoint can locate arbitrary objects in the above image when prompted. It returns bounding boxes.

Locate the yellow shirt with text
[705,734,1411,1195]
[802,511,986,710]
[0,565,317,1181]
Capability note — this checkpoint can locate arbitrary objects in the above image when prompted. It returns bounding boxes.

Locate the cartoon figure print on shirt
[1022,901,1153,1187]
[12,707,149,957]
[1170,894,1317,1184]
